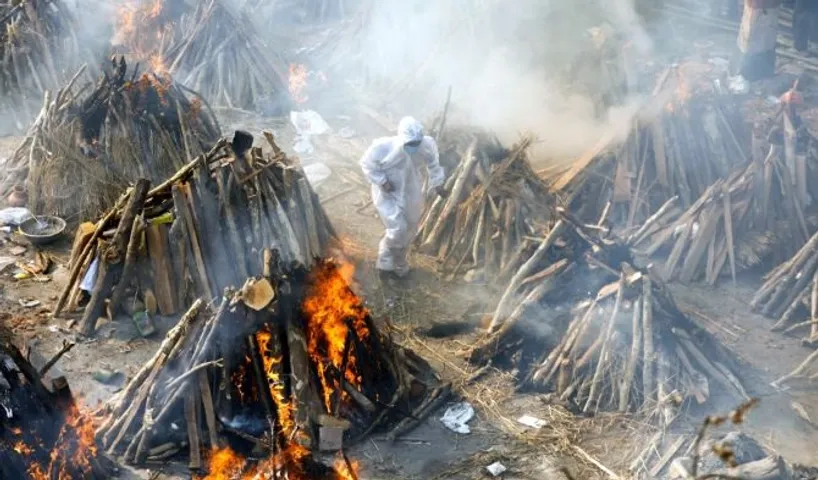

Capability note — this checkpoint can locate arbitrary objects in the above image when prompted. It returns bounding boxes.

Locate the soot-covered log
[96,257,441,479]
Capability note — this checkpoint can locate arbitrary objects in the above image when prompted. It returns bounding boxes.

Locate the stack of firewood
[0,0,98,131]
[95,257,444,477]
[550,64,751,227]
[415,134,557,280]
[469,210,748,422]
[751,231,818,338]
[631,112,818,285]
[161,0,291,111]
[54,131,337,338]
[0,57,221,224]
[0,337,117,478]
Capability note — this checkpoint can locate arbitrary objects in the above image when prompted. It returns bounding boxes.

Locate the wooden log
[54,189,131,317]
[185,390,202,471]
[584,274,625,413]
[490,220,566,331]
[198,370,219,450]
[619,295,642,411]
[108,214,146,318]
[641,276,655,403]
[172,184,212,299]
[80,179,150,336]
[285,302,324,446]
[423,139,478,249]
[145,223,177,315]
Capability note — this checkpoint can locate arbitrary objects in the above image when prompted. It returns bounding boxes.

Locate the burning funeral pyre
[95,258,443,478]
[468,209,748,423]
[549,63,751,228]
[54,131,336,339]
[113,0,290,111]
[0,337,117,479]
[0,0,98,132]
[416,133,557,280]
[0,57,221,224]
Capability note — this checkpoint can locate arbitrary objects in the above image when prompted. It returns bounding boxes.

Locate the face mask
[404,144,420,154]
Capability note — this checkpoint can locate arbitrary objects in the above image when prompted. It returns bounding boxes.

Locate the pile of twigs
[630,111,818,284]
[0,0,98,131]
[0,58,220,223]
[469,211,749,422]
[415,134,557,280]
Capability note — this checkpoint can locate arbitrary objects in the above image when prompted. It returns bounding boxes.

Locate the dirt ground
[3,103,818,480]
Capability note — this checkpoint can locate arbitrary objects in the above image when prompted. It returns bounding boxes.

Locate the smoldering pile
[0,337,117,479]
[96,258,444,478]
[54,132,336,338]
[0,57,220,224]
[468,210,748,423]
[113,0,290,111]
[549,63,751,227]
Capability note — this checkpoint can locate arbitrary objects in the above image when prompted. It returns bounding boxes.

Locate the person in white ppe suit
[360,116,446,282]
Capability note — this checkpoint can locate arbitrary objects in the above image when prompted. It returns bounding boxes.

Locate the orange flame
[12,401,101,480]
[303,262,370,413]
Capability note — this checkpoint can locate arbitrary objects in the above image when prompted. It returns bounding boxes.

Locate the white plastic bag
[0,207,33,226]
[441,402,475,434]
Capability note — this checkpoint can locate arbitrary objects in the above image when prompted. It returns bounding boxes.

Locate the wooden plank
[145,223,177,316]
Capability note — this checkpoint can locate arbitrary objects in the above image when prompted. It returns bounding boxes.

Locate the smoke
[311,0,656,162]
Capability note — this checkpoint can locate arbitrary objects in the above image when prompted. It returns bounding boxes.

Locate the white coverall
[360,117,445,276]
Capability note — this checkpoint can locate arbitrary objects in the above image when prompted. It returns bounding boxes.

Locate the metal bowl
[18,216,67,246]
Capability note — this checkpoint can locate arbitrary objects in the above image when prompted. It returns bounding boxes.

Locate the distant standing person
[360,117,446,285]
[793,0,818,52]
[737,0,783,80]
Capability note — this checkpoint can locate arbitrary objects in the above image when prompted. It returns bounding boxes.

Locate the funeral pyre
[468,210,749,423]
[112,0,290,111]
[95,258,444,477]
[416,133,557,280]
[548,62,750,228]
[0,57,220,224]
[54,131,335,339]
[0,337,117,479]
[629,83,818,284]
[0,0,98,132]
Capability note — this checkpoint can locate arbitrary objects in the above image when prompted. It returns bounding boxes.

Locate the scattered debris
[516,415,547,429]
[441,402,475,434]
[486,461,507,477]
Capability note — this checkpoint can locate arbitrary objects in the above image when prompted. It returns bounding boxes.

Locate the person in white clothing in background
[360,116,446,285]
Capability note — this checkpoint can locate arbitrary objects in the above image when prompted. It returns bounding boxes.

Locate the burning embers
[1,342,114,479]
[96,258,436,478]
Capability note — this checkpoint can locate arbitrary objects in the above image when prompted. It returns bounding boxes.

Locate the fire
[113,0,172,75]
[255,331,297,439]
[7,401,101,480]
[289,64,309,104]
[303,262,370,413]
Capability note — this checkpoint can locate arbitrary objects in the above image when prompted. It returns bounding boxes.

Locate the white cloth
[360,118,445,275]
[80,256,99,292]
